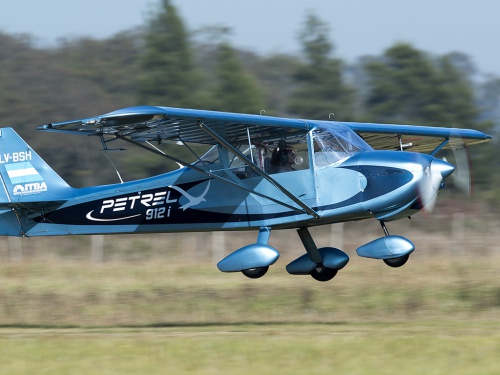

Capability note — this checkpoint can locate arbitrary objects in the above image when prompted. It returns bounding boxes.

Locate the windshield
[313,123,372,167]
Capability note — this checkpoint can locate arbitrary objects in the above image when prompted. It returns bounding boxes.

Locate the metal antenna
[99,133,125,183]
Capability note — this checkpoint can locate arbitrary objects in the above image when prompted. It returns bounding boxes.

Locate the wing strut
[197,121,320,219]
[429,139,449,156]
[116,136,310,214]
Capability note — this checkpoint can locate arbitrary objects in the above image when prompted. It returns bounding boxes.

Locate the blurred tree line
[0,0,498,204]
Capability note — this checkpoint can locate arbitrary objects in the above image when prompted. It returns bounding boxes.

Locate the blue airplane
[0,106,491,281]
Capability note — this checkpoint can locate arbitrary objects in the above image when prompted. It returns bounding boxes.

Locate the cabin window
[194,132,311,179]
[227,137,309,178]
[195,145,221,166]
[227,144,268,178]
[264,139,309,174]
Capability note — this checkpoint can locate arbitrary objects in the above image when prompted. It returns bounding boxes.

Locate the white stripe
[6,167,39,178]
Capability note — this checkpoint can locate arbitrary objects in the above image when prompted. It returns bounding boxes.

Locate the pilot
[269,140,296,173]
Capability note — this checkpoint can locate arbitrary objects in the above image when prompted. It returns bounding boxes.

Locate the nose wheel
[383,254,409,268]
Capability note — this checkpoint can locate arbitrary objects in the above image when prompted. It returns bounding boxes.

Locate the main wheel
[242,266,269,279]
[310,266,338,282]
[383,254,410,268]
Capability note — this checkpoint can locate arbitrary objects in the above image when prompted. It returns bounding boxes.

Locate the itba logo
[13,182,48,195]
[6,161,48,196]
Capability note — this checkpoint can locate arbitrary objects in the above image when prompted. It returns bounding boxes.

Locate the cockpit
[194,122,372,177]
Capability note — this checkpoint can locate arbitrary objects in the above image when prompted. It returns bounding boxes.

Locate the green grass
[0,212,498,374]
[0,256,498,374]
[1,322,499,375]
[0,254,499,326]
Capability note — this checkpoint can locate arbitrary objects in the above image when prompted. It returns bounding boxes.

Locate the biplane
[0,106,491,281]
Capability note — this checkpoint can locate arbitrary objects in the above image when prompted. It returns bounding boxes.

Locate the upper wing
[37,106,313,145]
[38,106,492,152]
[342,121,492,153]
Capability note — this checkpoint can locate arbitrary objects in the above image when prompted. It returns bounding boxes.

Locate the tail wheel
[310,266,338,282]
[383,254,410,268]
[241,266,269,279]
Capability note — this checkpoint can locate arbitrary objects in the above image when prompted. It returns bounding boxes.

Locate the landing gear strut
[285,228,349,282]
[380,221,411,268]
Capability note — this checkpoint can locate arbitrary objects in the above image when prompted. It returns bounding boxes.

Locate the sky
[1,0,499,77]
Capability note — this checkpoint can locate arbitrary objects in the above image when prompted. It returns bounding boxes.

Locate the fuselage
[0,120,454,237]
[19,149,452,237]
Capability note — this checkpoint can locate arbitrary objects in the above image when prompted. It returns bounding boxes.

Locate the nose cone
[432,158,455,179]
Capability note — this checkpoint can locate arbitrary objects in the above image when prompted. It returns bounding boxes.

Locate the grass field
[0,209,499,374]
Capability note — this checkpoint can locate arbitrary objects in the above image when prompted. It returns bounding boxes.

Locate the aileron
[343,121,491,152]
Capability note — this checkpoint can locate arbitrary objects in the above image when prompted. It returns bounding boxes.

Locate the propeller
[449,142,471,196]
[417,135,473,213]
[418,158,455,212]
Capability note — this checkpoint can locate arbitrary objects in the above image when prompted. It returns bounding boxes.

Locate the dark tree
[137,0,201,107]
[363,44,480,127]
[211,43,264,113]
[287,13,355,120]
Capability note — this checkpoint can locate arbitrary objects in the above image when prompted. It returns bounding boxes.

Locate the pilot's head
[277,140,295,165]
[277,140,288,152]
